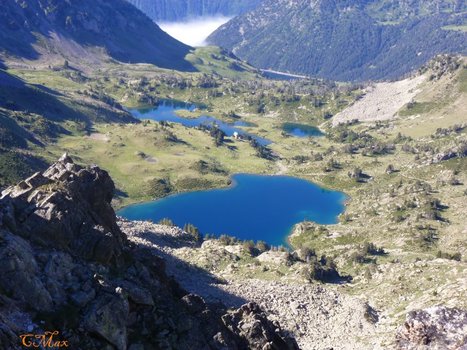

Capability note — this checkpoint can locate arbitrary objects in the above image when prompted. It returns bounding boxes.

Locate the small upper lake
[282,122,324,138]
[130,100,271,146]
[118,174,346,246]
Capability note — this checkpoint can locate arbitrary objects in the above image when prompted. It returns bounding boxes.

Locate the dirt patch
[332,75,426,126]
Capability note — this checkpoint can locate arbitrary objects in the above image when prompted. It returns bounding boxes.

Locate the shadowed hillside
[0,154,298,349]
[0,0,195,71]
[0,67,136,187]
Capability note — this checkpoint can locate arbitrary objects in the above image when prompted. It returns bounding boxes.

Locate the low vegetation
[0,51,465,338]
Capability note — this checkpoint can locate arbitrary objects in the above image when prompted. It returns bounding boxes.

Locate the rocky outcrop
[1,153,126,265]
[431,141,467,164]
[222,302,299,350]
[396,306,467,349]
[0,155,297,350]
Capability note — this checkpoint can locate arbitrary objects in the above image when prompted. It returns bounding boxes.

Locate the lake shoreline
[129,100,272,146]
[118,173,347,246]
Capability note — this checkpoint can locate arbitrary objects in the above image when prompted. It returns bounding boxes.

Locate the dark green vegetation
[0,0,194,71]
[126,0,262,21]
[208,0,467,81]
[0,150,47,188]
[216,234,344,283]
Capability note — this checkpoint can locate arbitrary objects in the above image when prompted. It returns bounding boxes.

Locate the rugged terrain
[0,1,466,348]
[208,0,467,81]
[1,155,465,349]
[0,154,298,349]
[120,219,379,349]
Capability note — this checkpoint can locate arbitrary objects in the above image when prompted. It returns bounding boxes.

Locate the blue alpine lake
[118,174,346,246]
[129,100,271,146]
[282,122,324,138]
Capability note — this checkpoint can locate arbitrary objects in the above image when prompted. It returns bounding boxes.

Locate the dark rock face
[0,155,297,350]
[0,0,194,71]
[396,306,467,349]
[1,153,125,265]
[222,302,299,350]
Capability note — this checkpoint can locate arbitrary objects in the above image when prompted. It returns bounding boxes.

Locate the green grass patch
[398,101,440,116]
[458,67,467,93]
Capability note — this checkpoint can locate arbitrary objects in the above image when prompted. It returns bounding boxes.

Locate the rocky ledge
[396,306,467,349]
[0,155,298,350]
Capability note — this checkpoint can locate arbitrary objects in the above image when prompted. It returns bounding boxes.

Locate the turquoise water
[282,122,324,137]
[118,174,346,246]
[129,100,271,146]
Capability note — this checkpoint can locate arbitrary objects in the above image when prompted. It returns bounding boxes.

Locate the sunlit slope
[332,55,467,137]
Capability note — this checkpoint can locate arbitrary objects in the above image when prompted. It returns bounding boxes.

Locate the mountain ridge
[0,0,195,71]
[208,0,467,81]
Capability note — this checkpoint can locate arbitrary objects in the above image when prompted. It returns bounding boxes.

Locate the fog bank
[158,16,231,47]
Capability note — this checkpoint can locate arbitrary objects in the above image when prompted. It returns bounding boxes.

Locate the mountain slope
[0,66,136,187]
[332,55,466,134]
[126,0,262,21]
[208,0,467,81]
[0,0,194,71]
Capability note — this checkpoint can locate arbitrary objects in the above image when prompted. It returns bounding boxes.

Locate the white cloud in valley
[158,16,231,47]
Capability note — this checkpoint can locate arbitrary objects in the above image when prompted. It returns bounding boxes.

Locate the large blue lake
[129,100,271,146]
[118,174,346,246]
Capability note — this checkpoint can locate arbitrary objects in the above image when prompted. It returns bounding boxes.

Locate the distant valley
[125,0,264,46]
[126,0,262,46]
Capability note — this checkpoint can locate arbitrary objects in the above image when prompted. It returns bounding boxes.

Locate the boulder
[84,293,130,350]
[396,306,467,349]
[0,229,52,311]
[182,294,206,314]
[222,302,299,350]
[0,153,125,265]
[117,280,154,306]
